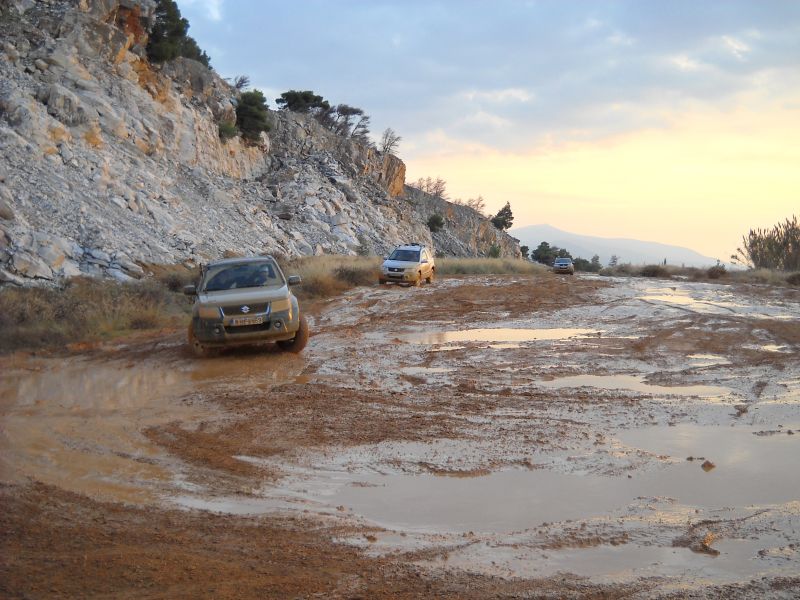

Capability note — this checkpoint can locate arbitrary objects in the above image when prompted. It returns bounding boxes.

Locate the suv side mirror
[421,258,428,264]
[287,275,302,286]
[183,284,197,296]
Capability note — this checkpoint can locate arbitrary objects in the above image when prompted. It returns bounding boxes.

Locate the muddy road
[2,274,799,598]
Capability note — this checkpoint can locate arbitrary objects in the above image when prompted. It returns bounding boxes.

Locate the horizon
[178,0,800,260]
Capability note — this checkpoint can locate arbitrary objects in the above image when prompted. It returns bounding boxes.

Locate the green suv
[183,256,309,357]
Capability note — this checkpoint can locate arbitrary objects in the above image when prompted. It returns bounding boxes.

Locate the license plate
[229,315,264,326]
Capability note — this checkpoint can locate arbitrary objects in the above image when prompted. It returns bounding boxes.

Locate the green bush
[236,90,271,142]
[487,244,501,258]
[427,213,444,232]
[218,120,239,142]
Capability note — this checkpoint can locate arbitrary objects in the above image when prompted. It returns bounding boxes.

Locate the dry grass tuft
[437,258,547,276]
[600,263,798,286]
[278,256,380,300]
[0,277,191,353]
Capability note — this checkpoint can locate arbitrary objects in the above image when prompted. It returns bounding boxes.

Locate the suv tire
[188,324,218,358]
[278,314,309,353]
[426,268,435,284]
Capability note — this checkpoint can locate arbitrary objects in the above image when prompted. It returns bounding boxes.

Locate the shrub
[787,273,800,286]
[155,267,196,292]
[487,244,501,258]
[276,256,380,300]
[236,90,271,142]
[0,277,191,353]
[436,258,546,276]
[218,120,239,142]
[427,213,444,233]
[640,264,670,278]
[333,265,375,287]
[733,214,799,271]
[706,264,727,279]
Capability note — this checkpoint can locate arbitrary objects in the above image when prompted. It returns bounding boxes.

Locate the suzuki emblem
[241,305,250,314]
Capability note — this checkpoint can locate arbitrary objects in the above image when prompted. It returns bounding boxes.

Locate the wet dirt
[2,274,799,598]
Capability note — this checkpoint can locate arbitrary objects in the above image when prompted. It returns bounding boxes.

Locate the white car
[379,244,435,286]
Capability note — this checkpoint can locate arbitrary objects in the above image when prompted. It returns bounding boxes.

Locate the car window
[202,262,282,292]
[389,249,421,262]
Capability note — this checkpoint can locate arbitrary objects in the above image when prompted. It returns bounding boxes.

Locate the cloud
[721,35,750,60]
[188,0,800,155]
[459,111,512,129]
[461,88,535,103]
[670,54,706,72]
[607,32,634,46]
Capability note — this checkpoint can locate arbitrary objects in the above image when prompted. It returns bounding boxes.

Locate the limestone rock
[0,267,25,285]
[12,251,53,279]
[38,83,91,125]
[0,186,15,221]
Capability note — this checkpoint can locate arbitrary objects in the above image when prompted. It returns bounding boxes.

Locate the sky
[177,0,800,261]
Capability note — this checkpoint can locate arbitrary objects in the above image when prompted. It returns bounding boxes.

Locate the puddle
[744,344,792,353]
[404,328,599,345]
[538,374,731,398]
[637,286,795,319]
[328,424,798,534]
[429,535,785,583]
[172,495,293,515]
[0,353,304,503]
[687,354,731,367]
[400,367,455,376]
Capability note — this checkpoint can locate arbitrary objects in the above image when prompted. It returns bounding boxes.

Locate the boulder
[0,267,25,285]
[60,259,82,278]
[36,241,67,269]
[12,250,53,279]
[38,83,91,125]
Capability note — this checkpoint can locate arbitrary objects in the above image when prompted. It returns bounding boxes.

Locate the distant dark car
[553,257,575,275]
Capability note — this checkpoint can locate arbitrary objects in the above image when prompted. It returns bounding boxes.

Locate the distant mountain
[510,224,720,267]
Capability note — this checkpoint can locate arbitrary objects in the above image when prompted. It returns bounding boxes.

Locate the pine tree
[491,202,514,230]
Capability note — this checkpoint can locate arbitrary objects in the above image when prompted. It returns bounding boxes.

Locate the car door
[421,250,432,278]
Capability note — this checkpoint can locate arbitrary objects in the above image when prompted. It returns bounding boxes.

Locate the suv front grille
[224,321,272,334]
[388,267,404,273]
[220,303,269,316]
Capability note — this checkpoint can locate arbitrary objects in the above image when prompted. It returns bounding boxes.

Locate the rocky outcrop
[0,0,520,286]
[406,188,522,258]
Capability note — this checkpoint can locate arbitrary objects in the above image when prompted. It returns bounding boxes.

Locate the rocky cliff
[0,0,520,285]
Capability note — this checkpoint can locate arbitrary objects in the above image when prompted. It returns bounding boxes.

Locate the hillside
[0,0,519,285]
[511,224,720,267]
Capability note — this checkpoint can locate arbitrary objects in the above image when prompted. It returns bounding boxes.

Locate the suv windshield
[388,249,420,262]
[201,261,283,292]
[555,258,572,264]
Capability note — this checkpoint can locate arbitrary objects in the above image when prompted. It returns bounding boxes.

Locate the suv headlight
[198,305,221,319]
[271,298,290,312]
